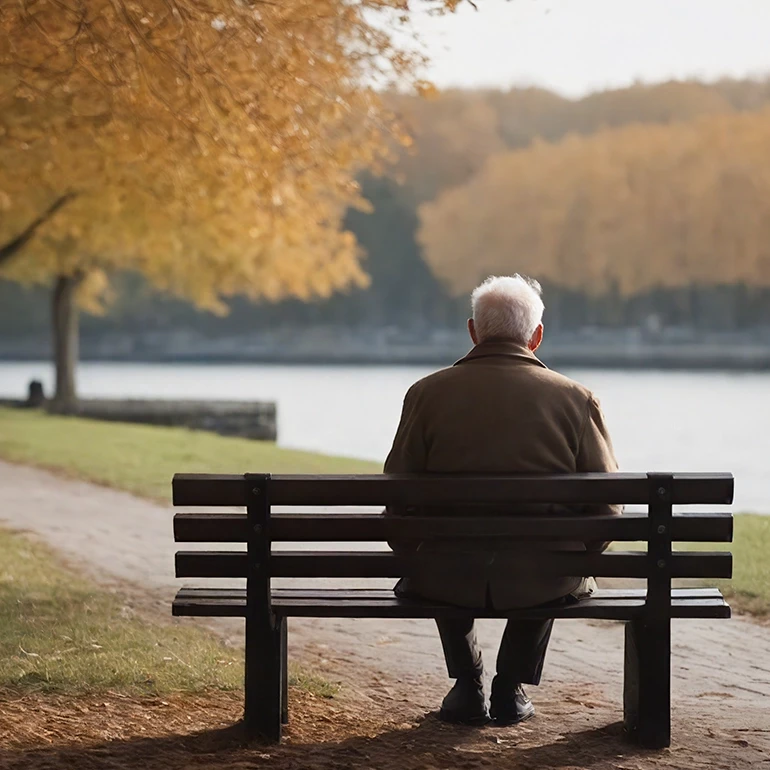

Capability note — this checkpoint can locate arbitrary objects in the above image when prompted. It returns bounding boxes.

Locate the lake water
[1,361,768,513]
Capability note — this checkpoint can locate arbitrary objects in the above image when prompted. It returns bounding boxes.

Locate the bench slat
[175,586,726,601]
[271,597,729,620]
[172,586,730,620]
[173,511,733,543]
[172,473,734,507]
[174,550,732,579]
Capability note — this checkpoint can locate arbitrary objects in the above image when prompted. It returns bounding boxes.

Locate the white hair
[471,275,545,345]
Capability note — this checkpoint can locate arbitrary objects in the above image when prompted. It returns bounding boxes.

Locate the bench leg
[623,616,671,749]
[280,617,289,725]
[244,614,283,742]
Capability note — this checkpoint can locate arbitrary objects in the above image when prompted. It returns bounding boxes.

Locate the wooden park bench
[171,472,733,749]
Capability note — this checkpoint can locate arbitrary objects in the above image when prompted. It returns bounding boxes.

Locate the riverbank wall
[0,397,277,441]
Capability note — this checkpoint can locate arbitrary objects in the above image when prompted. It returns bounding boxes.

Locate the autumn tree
[338,79,766,319]
[387,88,508,204]
[0,0,453,408]
[385,79,749,206]
[418,109,770,299]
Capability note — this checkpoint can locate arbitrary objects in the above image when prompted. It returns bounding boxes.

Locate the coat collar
[454,340,548,369]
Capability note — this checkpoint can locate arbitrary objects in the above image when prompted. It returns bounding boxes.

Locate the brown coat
[384,340,620,610]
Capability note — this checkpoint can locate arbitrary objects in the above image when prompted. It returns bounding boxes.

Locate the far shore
[3,325,770,371]
[3,348,770,371]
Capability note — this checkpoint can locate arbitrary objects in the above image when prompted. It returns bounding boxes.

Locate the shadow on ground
[2,686,765,770]
[0,713,652,770]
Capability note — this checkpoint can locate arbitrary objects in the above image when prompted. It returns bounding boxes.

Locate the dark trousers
[393,579,566,686]
[436,615,554,685]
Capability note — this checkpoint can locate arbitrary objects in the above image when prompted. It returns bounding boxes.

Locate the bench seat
[173,586,730,620]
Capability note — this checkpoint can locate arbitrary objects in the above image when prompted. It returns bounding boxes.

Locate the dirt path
[1,459,769,768]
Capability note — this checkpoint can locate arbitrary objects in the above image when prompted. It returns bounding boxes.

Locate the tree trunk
[51,274,83,412]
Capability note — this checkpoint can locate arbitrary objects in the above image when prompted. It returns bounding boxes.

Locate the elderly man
[384,274,619,727]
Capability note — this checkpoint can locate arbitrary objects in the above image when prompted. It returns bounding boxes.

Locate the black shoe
[438,676,490,726]
[489,679,535,726]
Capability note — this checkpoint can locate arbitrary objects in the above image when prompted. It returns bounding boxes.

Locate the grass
[0,527,243,695]
[0,406,380,502]
[0,407,363,697]
[679,514,770,617]
[613,513,770,617]
[0,527,337,697]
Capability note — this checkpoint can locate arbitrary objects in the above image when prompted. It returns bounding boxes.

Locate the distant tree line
[3,77,770,341]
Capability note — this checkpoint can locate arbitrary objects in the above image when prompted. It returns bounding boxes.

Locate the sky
[403,0,770,97]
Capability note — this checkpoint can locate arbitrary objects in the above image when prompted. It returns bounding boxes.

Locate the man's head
[468,275,545,352]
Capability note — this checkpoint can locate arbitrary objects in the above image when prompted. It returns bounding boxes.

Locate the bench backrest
[173,472,733,618]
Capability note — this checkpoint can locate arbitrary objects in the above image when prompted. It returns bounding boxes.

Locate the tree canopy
[418,108,770,296]
[0,0,450,310]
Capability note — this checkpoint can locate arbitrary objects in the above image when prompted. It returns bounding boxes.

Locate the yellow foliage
[0,0,453,309]
[387,89,507,204]
[418,109,770,296]
[381,80,742,211]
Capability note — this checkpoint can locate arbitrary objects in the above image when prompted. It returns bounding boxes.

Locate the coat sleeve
[576,394,622,549]
[384,384,427,475]
[383,384,427,553]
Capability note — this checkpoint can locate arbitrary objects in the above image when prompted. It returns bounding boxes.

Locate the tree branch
[0,192,77,267]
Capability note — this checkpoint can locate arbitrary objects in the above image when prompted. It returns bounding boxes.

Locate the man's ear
[468,318,479,345]
[528,324,544,352]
